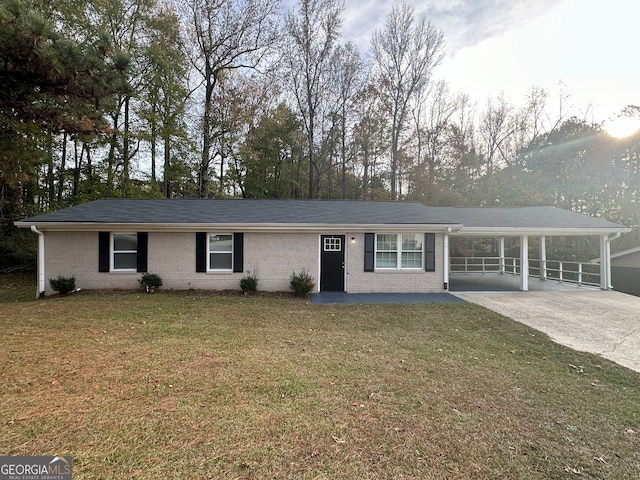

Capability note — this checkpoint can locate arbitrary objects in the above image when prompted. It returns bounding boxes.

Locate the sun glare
[605,116,640,139]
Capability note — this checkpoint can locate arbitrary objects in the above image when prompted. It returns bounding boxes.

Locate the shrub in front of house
[139,272,163,292]
[289,269,315,297]
[49,275,76,295]
[240,272,259,293]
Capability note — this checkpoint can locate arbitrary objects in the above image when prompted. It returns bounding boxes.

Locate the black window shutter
[364,233,375,272]
[196,232,207,272]
[425,233,436,272]
[136,232,148,273]
[233,233,244,273]
[99,231,110,272]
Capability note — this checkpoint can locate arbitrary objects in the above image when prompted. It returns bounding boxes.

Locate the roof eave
[453,226,631,236]
[14,221,462,233]
[608,245,640,260]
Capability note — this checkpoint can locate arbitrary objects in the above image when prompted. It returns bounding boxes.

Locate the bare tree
[351,84,389,199]
[408,79,464,202]
[285,0,343,198]
[371,3,444,199]
[478,95,523,177]
[188,0,280,197]
[329,42,367,198]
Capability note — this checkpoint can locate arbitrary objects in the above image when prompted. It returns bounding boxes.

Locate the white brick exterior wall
[345,232,445,293]
[43,232,104,291]
[42,230,446,295]
[43,231,320,294]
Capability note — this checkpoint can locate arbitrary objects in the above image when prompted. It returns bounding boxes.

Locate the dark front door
[320,235,345,292]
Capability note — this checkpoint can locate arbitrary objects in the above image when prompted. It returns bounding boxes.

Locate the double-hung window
[375,233,423,270]
[113,233,138,271]
[401,233,423,268]
[99,231,147,273]
[209,234,233,271]
[195,232,242,273]
[376,234,398,268]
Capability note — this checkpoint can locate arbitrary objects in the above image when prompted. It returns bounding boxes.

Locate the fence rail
[450,256,600,287]
[450,256,519,274]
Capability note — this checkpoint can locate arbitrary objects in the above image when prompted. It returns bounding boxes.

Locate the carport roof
[15,199,629,234]
[435,206,627,232]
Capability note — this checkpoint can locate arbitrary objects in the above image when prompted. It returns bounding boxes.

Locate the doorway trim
[320,235,346,292]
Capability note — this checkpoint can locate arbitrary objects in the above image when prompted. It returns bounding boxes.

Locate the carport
[440,207,630,292]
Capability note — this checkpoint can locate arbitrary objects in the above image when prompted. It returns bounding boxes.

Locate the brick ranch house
[15,199,629,297]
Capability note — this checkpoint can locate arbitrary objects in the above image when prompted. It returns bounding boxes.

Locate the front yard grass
[1,281,638,478]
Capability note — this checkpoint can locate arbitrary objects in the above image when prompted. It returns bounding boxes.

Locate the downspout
[31,225,45,298]
[605,232,622,290]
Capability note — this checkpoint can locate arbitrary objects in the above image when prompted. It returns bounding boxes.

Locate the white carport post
[520,235,529,291]
[499,237,505,274]
[443,228,450,290]
[599,234,609,290]
[539,236,547,280]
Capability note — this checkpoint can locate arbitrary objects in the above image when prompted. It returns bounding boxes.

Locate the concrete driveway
[453,290,640,373]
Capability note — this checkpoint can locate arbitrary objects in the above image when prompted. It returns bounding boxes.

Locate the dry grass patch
[1,282,639,479]
[0,272,35,302]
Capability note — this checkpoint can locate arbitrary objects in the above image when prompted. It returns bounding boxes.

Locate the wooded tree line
[1,0,639,268]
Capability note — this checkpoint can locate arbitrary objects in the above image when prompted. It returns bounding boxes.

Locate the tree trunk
[45,128,55,209]
[150,103,157,186]
[72,139,83,200]
[341,106,347,199]
[122,96,131,194]
[107,109,120,196]
[307,106,315,199]
[57,132,67,204]
[199,71,214,198]
[85,144,93,195]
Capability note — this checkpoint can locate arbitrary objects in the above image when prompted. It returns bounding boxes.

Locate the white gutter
[607,231,622,243]
[443,227,451,290]
[452,227,631,237]
[16,222,464,234]
[30,225,45,298]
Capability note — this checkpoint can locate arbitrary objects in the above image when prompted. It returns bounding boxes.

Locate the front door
[320,235,345,292]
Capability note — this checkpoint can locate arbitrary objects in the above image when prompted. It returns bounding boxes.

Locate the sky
[333,0,640,127]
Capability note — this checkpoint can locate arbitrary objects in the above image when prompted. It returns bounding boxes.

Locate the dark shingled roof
[17,198,627,230]
[432,206,626,230]
[19,199,455,225]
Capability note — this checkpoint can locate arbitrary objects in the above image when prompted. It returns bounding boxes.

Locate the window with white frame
[324,237,342,251]
[112,233,137,270]
[401,233,423,268]
[209,234,233,271]
[375,233,423,269]
[376,234,398,268]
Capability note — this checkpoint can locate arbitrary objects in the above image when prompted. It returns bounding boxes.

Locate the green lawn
[1,277,639,479]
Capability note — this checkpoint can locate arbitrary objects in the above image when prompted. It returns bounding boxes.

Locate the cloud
[340,0,391,55]
[282,0,639,119]
[420,0,560,50]
[340,0,563,55]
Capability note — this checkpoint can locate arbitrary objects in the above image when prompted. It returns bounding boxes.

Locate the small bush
[49,275,76,295]
[289,269,315,297]
[139,272,163,292]
[240,272,259,293]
